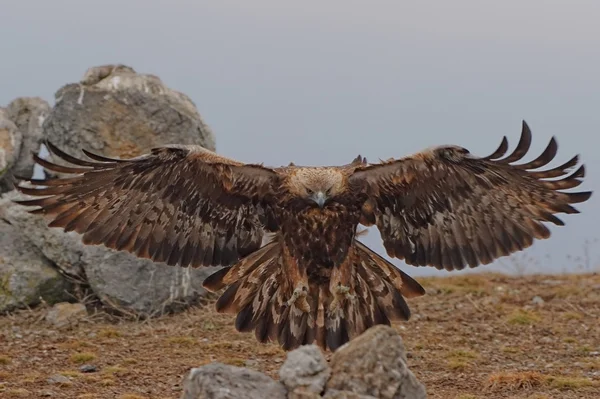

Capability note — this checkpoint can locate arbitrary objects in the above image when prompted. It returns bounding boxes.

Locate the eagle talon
[329,284,354,312]
[287,285,310,313]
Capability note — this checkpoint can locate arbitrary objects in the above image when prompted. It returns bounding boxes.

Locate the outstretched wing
[15,141,281,267]
[349,121,592,271]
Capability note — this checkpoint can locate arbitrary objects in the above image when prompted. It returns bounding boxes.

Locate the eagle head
[288,168,346,208]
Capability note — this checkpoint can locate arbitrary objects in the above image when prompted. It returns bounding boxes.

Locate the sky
[1,1,599,276]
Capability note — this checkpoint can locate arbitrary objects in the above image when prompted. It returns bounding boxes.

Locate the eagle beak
[311,191,327,208]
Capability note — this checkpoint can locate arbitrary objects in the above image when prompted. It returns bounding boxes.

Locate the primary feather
[15,120,591,351]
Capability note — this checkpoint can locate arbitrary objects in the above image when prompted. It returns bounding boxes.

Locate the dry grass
[1,272,599,399]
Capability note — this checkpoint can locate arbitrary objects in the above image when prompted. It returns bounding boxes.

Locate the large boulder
[43,64,215,167]
[0,201,73,313]
[0,98,51,193]
[5,98,51,176]
[0,109,21,193]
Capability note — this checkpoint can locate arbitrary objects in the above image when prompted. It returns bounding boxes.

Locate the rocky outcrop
[0,97,51,193]
[181,325,426,399]
[0,64,218,316]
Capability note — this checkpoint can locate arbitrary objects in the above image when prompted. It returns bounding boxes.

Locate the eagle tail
[321,240,426,351]
[202,238,426,352]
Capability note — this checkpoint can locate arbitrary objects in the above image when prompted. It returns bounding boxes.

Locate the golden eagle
[14,121,591,351]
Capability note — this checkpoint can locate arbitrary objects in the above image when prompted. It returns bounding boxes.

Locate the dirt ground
[1,272,599,399]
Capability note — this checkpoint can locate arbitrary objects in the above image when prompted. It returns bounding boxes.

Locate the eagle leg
[282,245,311,313]
[286,284,310,313]
[328,255,356,312]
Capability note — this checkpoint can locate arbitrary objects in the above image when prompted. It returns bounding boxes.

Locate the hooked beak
[311,191,327,208]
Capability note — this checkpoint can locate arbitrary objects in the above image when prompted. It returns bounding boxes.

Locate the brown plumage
[14,120,591,351]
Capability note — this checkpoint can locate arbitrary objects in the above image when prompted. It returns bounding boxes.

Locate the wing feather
[14,141,281,268]
[349,120,592,271]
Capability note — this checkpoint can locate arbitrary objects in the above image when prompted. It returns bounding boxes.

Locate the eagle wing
[15,141,280,267]
[348,121,592,271]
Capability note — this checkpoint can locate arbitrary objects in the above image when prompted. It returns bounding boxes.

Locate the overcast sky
[1,1,598,276]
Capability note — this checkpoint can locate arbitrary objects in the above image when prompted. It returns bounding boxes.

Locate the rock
[0,203,73,313]
[81,245,219,317]
[0,97,50,193]
[5,97,50,177]
[279,345,330,398]
[47,374,71,385]
[79,364,98,373]
[2,190,217,317]
[0,190,86,277]
[0,109,21,193]
[323,390,377,399]
[326,325,426,399]
[181,363,287,399]
[531,296,545,306]
[1,64,220,316]
[45,302,87,328]
[43,64,215,176]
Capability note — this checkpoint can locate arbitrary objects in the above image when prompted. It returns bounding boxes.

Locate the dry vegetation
[1,272,599,399]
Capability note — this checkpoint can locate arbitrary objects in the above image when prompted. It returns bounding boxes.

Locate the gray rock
[45,302,87,328]
[81,245,219,317]
[279,345,330,398]
[326,325,426,399]
[532,295,545,306]
[323,390,378,399]
[47,374,71,385]
[43,64,215,178]
[0,109,21,193]
[79,364,98,373]
[0,207,72,313]
[0,190,86,277]
[2,190,217,317]
[181,363,287,399]
[5,97,50,178]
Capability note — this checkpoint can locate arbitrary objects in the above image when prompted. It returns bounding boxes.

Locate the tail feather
[354,240,426,298]
[203,237,426,352]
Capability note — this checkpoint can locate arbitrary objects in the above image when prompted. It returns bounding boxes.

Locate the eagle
[14,121,591,352]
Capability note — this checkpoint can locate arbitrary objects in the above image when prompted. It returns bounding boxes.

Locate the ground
[1,272,599,399]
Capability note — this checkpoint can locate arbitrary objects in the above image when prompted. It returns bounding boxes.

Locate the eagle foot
[287,284,310,313]
[329,284,355,312]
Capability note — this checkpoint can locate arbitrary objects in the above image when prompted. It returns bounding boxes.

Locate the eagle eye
[306,188,314,195]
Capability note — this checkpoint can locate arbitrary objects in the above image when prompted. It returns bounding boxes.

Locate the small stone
[39,390,54,397]
[541,279,564,286]
[47,374,71,385]
[79,364,98,373]
[532,296,545,306]
[181,363,286,399]
[326,325,426,399]
[279,345,331,396]
[589,351,600,357]
[45,302,87,328]
[539,337,553,344]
